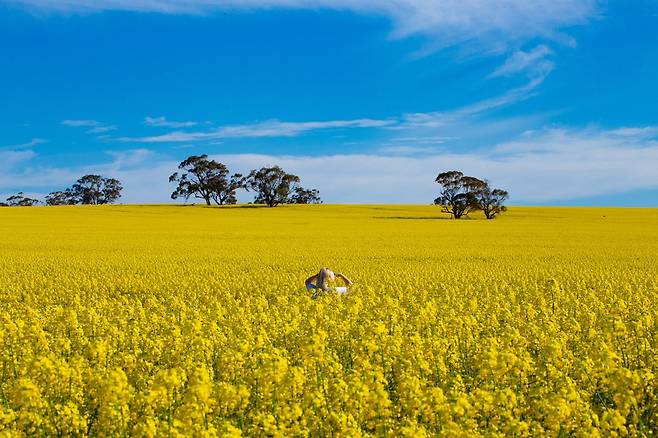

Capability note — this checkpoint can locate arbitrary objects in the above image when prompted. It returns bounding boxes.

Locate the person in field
[305,267,353,299]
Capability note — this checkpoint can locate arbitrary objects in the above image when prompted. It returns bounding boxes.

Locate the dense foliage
[169,155,244,206]
[46,175,123,206]
[434,171,508,219]
[1,192,40,207]
[244,166,320,207]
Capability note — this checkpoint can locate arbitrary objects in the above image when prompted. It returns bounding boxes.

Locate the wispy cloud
[62,119,117,135]
[389,136,457,144]
[119,118,395,143]
[117,80,544,145]
[490,45,555,82]
[105,148,156,168]
[0,138,48,150]
[376,136,455,155]
[145,116,199,128]
[10,1,600,53]
[377,145,443,156]
[396,76,546,131]
[608,127,658,139]
[4,126,658,205]
[61,119,103,127]
[0,149,38,174]
[87,125,118,134]
[206,126,658,203]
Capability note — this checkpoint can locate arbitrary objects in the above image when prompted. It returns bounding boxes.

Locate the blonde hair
[316,267,334,291]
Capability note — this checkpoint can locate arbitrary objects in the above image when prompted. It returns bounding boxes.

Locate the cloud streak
[120,118,395,143]
[144,116,199,128]
[10,0,600,53]
[87,125,118,134]
[118,76,546,145]
[0,138,48,150]
[392,74,549,132]
[376,145,443,155]
[62,119,117,134]
[61,119,103,127]
[0,149,38,171]
[490,45,555,81]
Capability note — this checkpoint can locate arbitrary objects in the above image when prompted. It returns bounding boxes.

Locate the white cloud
[105,148,156,168]
[396,76,546,131]
[608,127,658,139]
[389,136,456,144]
[118,81,543,145]
[10,0,600,53]
[0,149,44,196]
[119,118,395,143]
[0,149,164,202]
[145,116,199,128]
[62,119,102,127]
[87,125,118,134]
[377,145,442,155]
[203,126,658,203]
[4,126,657,204]
[0,138,48,150]
[62,119,118,136]
[490,45,555,82]
[0,149,38,171]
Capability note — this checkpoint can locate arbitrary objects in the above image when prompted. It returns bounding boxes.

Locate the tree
[45,189,77,206]
[210,173,244,205]
[434,171,484,219]
[244,166,301,207]
[289,187,322,204]
[473,182,509,219]
[71,175,123,205]
[169,155,243,206]
[5,192,39,206]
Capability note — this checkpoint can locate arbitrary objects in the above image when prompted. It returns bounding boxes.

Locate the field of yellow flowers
[1,204,657,436]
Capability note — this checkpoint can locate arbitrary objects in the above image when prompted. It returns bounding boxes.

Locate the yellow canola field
[1,205,658,436]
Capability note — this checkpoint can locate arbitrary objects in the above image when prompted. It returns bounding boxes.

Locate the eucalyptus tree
[434,171,483,219]
[244,166,320,207]
[169,155,243,206]
[71,175,123,205]
[434,171,509,219]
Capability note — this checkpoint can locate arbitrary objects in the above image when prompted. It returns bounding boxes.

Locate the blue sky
[1,0,658,205]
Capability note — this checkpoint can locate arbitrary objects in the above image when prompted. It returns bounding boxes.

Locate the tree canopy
[244,166,300,207]
[434,171,484,219]
[71,175,123,205]
[289,187,322,205]
[45,175,123,206]
[169,155,243,206]
[3,192,39,207]
[244,166,321,207]
[434,171,509,219]
[45,190,78,206]
[474,183,509,219]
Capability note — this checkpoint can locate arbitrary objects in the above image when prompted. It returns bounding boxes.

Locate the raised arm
[305,274,318,289]
[335,273,353,287]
